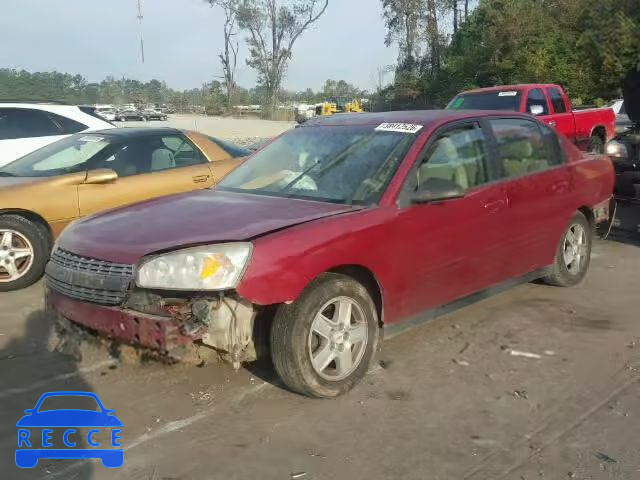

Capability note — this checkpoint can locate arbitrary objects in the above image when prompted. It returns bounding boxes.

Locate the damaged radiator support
[192,296,257,368]
[124,291,258,368]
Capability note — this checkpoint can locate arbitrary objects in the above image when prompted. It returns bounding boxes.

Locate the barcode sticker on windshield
[375,123,423,134]
[498,91,518,97]
[79,136,104,142]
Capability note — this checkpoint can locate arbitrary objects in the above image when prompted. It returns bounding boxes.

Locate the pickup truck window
[446,91,522,111]
[526,89,549,116]
[490,118,560,179]
[548,87,567,113]
[417,124,489,191]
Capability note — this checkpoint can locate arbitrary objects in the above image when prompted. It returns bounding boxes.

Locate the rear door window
[47,112,87,134]
[490,118,561,179]
[548,87,567,114]
[0,108,62,139]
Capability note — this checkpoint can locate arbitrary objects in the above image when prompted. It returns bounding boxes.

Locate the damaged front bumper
[45,286,260,367]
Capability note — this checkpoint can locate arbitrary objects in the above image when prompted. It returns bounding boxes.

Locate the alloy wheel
[307,296,369,381]
[0,230,34,283]
[563,223,587,275]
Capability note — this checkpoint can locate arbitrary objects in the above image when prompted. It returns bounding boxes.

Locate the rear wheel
[587,135,604,154]
[543,212,592,287]
[270,273,379,398]
[0,215,50,291]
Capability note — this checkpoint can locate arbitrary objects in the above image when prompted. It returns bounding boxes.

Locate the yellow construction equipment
[315,96,364,117]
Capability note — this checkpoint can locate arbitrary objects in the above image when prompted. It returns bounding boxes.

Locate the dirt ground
[1,235,640,480]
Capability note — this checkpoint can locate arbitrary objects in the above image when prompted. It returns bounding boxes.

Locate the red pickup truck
[447,84,615,153]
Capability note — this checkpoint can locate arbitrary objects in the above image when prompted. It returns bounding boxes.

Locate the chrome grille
[45,249,134,305]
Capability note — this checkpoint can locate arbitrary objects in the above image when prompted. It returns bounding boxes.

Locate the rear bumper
[45,287,194,351]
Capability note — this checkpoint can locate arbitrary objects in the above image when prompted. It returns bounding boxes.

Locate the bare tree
[236,0,329,116]
[207,0,240,108]
[425,0,440,70]
[464,0,469,22]
[381,0,426,73]
[452,0,458,33]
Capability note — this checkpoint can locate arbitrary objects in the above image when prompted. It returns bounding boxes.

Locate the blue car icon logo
[16,391,123,468]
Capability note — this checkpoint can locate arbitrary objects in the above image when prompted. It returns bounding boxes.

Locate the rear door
[544,86,577,143]
[488,117,574,277]
[78,133,215,216]
[394,121,509,318]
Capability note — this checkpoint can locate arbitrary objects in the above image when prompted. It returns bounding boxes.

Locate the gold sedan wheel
[0,230,34,283]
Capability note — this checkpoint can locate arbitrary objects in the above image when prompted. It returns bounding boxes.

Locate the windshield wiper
[0,171,16,177]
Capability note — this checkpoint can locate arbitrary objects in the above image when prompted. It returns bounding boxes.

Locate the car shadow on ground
[604,229,640,248]
[0,309,95,479]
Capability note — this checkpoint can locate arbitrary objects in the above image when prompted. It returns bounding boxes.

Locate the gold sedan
[0,127,247,291]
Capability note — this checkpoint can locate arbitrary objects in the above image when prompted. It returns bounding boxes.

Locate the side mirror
[84,168,118,184]
[411,180,465,204]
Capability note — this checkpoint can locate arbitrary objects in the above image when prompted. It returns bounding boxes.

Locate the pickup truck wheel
[0,215,49,291]
[270,273,380,398]
[587,135,604,154]
[542,212,592,287]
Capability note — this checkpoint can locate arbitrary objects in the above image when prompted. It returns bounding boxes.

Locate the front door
[394,122,509,319]
[78,132,216,217]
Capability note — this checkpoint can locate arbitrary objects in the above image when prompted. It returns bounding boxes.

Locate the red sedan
[46,110,614,398]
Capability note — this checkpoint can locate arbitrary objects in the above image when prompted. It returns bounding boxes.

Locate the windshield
[0,134,113,177]
[218,125,417,205]
[447,91,523,111]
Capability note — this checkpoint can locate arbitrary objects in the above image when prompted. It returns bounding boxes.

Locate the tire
[270,273,380,398]
[0,215,50,292]
[542,212,592,287]
[587,135,604,154]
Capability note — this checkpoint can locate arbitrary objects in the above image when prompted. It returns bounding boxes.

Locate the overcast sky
[0,0,398,91]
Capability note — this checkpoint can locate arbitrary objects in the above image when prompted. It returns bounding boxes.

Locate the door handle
[482,199,506,213]
[192,175,210,184]
[548,120,557,127]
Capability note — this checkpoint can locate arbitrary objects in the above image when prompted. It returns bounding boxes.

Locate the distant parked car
[142,109,168,121]
[95,106,117,122]
[45,110,614,397]
[0,127,249,291]
[0,102,114,167]
[116,109,144,122]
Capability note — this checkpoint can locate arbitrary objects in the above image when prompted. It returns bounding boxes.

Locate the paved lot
[1,237,640,479]
[114,114,295,144]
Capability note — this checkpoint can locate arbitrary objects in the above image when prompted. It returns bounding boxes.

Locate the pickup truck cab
[447,84,615,153]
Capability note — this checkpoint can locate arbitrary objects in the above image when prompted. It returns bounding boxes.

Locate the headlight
[136,243,252,291]
[605,140,629,159]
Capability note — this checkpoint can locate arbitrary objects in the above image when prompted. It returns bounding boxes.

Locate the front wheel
[542,212,592,287]
[270,273,380,398]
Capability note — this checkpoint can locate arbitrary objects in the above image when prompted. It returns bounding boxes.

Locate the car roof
[301,109,532,128]
[86,127,181,137]
[460,84,563,94]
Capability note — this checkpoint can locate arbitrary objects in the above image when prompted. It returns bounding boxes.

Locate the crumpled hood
[59,189,358,264]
